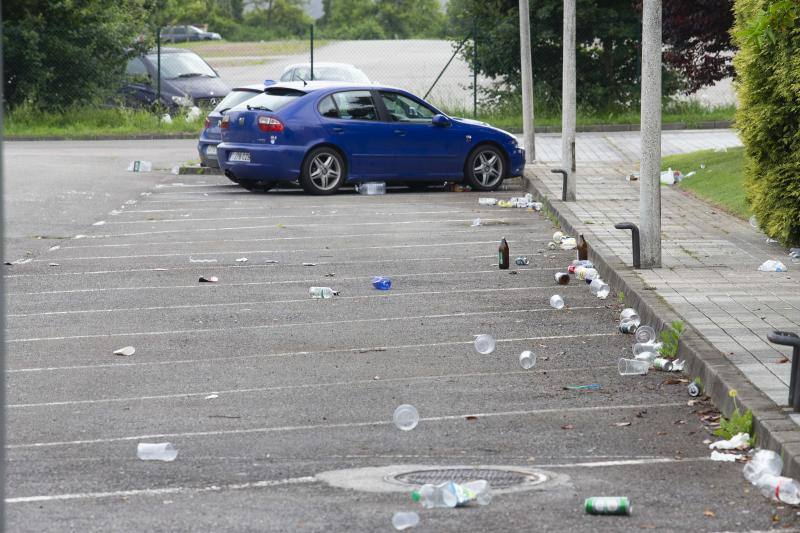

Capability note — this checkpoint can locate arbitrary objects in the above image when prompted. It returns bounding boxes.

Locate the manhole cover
[392,467,544,489]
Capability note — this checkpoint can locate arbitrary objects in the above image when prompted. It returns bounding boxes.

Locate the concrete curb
[6,133,199,142]
[524,167,800,478]
[178,166,223,176]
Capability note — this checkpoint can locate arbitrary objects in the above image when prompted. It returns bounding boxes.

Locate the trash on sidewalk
[560,237,577,250]
[563,383,601,391]
[478,198,498,206]
[358,182,386,195]
[688,380,702,397]
[309,287,338,299]
[127,160,152,172]
[584,496,631,515]
[137,442,178,462]
[652,358,674,371]
[515,256,530,266]
[618,358,649,376]
[633,342,663,357]
[198,276,218,283]
[113,346,136,356]
[412,480,491,508]
[612,421,632,427]
[235,257,248,263]
[205,393,219,400]
[550,294,565,309]
[742,449,800,504]
[471,218,482,227]
[392,511,419,530]
[568,260,594,273]
[393,404,419,431]
[790,248,800,263]
[372,276,392,290]
[190,257,217,263]
[519,350,537,369]
[710,432,750,450]
[710,450,742,462]
[554,272,570,285]
[589,278,610,299]
[635,325,657,344]
[758,260,787,272]
[474,334,496,355]
[302,262,317,266]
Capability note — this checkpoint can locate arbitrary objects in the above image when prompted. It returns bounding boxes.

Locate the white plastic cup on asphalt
[632,341,663,356]
[393,404,419,431]
[474,334,496,355]
[635,325,657,344]
[550,295,565,310]
[392,511,420,530]
[619,308,640,325]
[633,351,657,364]
[519,350,537,369]
[137,442,178,462]
[618,358,650,376]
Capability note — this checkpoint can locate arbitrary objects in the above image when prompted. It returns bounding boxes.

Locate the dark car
[120,48,230,111]
[217,82,525,194]
[160,25,221,43]
[199,84,267,168]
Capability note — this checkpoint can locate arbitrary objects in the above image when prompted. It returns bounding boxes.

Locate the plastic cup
[550,295,565,310]
[633,351,657,363]
[620,308,640,325]
[519,350,537,369]
[618,358,650,376]
[137,442,178,462]
[393,404,419,431]
[635,325,657,344]
[474,334,496,355]
[633,341,662,356]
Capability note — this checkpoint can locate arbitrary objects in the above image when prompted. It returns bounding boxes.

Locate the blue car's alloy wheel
[466,145,505,191]
[301,147,345,195]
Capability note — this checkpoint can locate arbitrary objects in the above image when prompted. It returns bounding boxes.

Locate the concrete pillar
[562,0,576,201]
[519,0,535,162]
[639,0,662,268]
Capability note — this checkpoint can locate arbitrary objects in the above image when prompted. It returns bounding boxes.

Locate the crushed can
[585,496,631,516]
[554,272,570,285]
[515,256,530,266]
[688,381,701,397]
[619,321,637,334]
[652,358,674,371]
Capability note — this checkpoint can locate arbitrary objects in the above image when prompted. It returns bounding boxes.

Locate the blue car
[198,84,267,169]
[218,82,525,194]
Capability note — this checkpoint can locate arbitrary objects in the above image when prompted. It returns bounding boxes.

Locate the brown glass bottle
[577,234,588,261]
[498,238,510,269]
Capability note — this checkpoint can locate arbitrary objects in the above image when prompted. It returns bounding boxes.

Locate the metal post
[518,0,535,162]
[310,24,314,80]
[0,8,6,525]
[639,0,662,268]
[562,0,576,201]
[473,22,478,118]
[156,28,161,109]
[767,331,800,410]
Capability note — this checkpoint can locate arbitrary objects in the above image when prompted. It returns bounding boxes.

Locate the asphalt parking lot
[5,166,795,531]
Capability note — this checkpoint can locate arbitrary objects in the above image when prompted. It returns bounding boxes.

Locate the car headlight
[171,95,193,107]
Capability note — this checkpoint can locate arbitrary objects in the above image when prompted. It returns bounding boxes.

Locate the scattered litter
[742,449,800,504]
[137,442,178,462]
[613,422,632,427]
[358,182,386,195]
[235,257,248,263]
[205,393,219,400]
[449,183,471,192]
[560,237,577,250]
[393,404,419,431]
[561,424,575,430]
[688,381,702,397]
[515,256,529,266]
[372,276,392,290]
[48,263,60,267]
[589,278,610,299]
[392,511,420,530]
[412,480,491,508]
[170,166,180,175]
[471,218,482,227]
[127,160,152,172]
[11,258,32,265]
[585,497,631,515]
[74,234,86,240]
[474,334,496,355]
[554,272,570,285]
[465,415,478,421]
[186,106,202,122]
[519,350,536,369]
[563,384,601,391]
[618,358,649,376]
[302,262,317,267]
[92,220,106,226]
[161,113,173,124]
[49,245,61,251]
[549,295,565,310]
[652,358,674,371]
[626,173,639,182]
[635,325,657,344]
[684,171,696,179]
[309,286,338,298]
[710,432,750,450]
[670,359,686,371]
[758,260,787,272]
[265,260,279,264]
[711,450,741,462]
[325,272,336,277]
[198,276,218,283]
[190,257,217,263]
[478,198,498,206]
[113,346,136,356]
[660,168,676,185]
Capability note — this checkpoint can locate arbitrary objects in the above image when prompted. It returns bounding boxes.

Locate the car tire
[300,147,346,195]
[464,145,506,191]
[239,181,274,192]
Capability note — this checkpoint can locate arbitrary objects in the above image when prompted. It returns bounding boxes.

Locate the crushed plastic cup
[560,238,577,250]
[633,341,662,356]
[749,215,759,229]
[113,346,136,356]
[309,286,339,298]
[393,404,419,431]
[515,256,529,266]
[127,160,152,172]
[660,168,675,185]
[552,231,564,243]
[471,218,482,227]
[758,260,787,272]
[634,325,657,344]
[618,358,649,376]
[392,511,420,530]
[358,182,386,195]
[137,442,178,462]
[620,308,640,325]
[474,334,496,355]
[550,295,565,310]
[372,276,392,290]
[633,351,657,364]
[478,198,497,206]
[744,449,783,484]
[590,278,610,298]
[519,350,537,369]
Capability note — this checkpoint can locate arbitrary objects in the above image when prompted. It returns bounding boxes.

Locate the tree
[662,0,736,93]
[319,0,385,39]
[376,0,444,38]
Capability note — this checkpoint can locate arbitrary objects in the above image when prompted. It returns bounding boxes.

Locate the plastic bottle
[358,182,386,195]
[755,475,800,504]
[392,511,420,530]
[137,442,178,462]
[474,334,496,355]
[393,404,419,431]
[635,325,657,344]
[550,295,565,310]
[309,287,338,299]
[519,350,537,369]
[498,238,510,269]
[589,278,610,298]
[411,480,491,508]
[744,449,783,484]
[372,276,392,290]
[554,272,570,285]
[577,234,588,260]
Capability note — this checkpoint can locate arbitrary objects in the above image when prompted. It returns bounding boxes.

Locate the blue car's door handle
[393,129,405,136]
[331,126,344,133]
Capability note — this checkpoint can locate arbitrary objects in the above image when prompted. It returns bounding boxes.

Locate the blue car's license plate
[229,152,250,162]
[206,145,217,156]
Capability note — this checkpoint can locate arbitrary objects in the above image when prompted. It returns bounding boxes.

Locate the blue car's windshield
[148,52,217,80]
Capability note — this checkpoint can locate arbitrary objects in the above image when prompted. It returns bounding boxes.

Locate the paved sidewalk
[525,153,800,416]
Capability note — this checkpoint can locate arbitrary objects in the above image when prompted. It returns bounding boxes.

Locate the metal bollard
[551,169,568,201]
[614,222,641,269]
[768,331,800,411]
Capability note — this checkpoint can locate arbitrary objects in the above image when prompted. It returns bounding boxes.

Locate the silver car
[279,62,370,84]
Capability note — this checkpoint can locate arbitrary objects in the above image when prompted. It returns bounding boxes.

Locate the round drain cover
[392,467,544,489]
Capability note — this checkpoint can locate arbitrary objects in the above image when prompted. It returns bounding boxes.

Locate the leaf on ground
[662,378,689,385]
[656,431,667,436]
[561,424,574,430]
[465,416,478,422]
[776,356,790,364]
[674,420,687,425]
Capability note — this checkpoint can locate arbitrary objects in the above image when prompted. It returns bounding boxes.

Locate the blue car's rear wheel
[300,147,346,195]
[465,145,505,191]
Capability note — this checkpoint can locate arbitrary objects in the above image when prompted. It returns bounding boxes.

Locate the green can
[585,496,631,515]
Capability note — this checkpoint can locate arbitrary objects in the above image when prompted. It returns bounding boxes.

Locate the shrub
[733,0,800,245]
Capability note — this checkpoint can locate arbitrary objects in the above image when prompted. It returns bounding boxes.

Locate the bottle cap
[411,491,421,502]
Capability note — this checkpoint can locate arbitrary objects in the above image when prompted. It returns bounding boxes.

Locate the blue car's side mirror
[432,114,451,128]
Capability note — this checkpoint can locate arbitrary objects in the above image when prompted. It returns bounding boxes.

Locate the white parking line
[7,286,562,318]
[106,209,470,224]
[8,333,616,373]
[6,401,685,449]
[6,306,605,343]
[8,365,617,408]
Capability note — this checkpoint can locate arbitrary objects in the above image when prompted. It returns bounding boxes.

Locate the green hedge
[733,0,800,245]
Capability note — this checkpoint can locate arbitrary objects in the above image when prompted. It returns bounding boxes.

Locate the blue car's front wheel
[300,147,346,196]
[465,145,506,191]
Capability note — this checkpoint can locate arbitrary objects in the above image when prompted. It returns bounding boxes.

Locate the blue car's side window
[379,92,435,124]
[331,91,377,121]
[318,96,339,118]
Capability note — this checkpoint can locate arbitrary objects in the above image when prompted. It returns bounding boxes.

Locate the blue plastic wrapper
[372,276,392,290]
